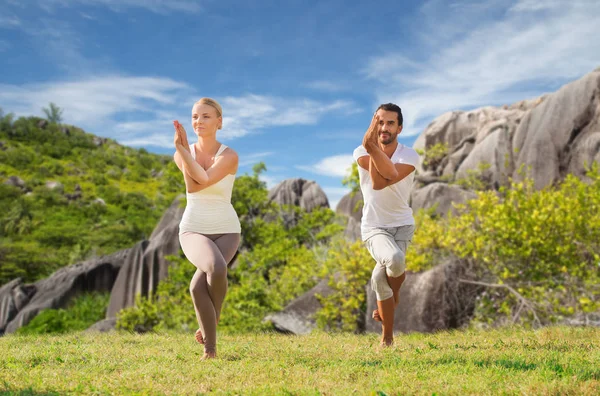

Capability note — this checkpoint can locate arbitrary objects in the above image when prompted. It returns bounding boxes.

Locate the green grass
[1,326,599,395]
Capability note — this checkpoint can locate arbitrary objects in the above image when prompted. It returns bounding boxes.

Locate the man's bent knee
[385,250,406,278]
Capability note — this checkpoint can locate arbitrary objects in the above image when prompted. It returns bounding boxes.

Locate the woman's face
[191,103,222,137]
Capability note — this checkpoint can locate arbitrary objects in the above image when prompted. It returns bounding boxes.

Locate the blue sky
[1,0,599,209]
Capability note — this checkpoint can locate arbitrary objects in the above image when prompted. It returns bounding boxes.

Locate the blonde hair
[194,98,222,116]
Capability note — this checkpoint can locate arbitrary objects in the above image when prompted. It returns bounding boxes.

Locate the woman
[173,97,241,360]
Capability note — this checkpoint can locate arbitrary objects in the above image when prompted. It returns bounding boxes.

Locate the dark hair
[376,103,403,126]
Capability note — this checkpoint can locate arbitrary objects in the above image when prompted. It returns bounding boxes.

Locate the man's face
[375,109,402,145]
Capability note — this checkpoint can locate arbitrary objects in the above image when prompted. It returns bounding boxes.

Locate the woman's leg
[209,233,240,322]
[179,232,229,356]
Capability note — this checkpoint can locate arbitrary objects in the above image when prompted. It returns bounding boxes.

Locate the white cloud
[366,0,600,137]
[297,154,355,178]
[220,94,358,139]
[118,133,174,148]
[0,76,359,148]
[0,75,189,125]
[259,174,280,190]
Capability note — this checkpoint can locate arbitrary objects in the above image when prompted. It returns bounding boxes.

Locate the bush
[315,237,373,332]
[407,164,600,327]
[16,292,110,334]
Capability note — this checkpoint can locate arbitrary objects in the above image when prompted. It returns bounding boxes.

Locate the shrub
[407,164,600,327]
[16,292,110,334]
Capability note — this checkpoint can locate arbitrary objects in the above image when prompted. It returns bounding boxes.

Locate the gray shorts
[363,225,415,301]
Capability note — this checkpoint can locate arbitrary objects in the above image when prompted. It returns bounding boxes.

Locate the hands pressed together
[173,120,191,153]
[362,114,380,150]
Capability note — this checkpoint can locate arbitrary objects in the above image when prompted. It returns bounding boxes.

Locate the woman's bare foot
[195,329,204,344]
[202,351,217,360]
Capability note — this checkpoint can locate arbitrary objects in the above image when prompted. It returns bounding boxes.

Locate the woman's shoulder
[219,144,238,160]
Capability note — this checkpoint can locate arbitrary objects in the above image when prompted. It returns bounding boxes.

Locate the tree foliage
[408,164,600,327]
[42,103,63,124]
[0,113,183,284]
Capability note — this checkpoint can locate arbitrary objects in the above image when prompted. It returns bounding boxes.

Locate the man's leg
[373,271,406,321]
[366,231,404,346]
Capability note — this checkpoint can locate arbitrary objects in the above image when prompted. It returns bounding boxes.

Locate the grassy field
[1,326,599,395]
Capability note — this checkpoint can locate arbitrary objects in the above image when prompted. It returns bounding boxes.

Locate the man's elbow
[386,170,399,180]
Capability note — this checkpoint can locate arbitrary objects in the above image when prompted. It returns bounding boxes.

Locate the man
[353,103,419,347]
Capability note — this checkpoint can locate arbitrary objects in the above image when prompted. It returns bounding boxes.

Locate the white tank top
[178,143,241,235]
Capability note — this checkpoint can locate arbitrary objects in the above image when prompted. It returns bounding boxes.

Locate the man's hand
[362,114,380,150]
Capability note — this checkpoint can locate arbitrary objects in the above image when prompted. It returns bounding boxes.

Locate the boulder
[105,195,185,318]
[455,126,514,189]
[3,249,125,334]
[335,190,363,241]
[264,278,334,335]
[0,279,35,334]
[86,318,117,333]
[4,176,27,190]
[410,182,477,217]
[513,71,600,189]
[365,260,480,333]
[268,178,330,211]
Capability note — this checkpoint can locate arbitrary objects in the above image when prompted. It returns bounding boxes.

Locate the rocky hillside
[0,114,184,285]
[411,69,600,217]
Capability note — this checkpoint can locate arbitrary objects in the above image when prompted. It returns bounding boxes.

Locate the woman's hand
[173,120,191,152]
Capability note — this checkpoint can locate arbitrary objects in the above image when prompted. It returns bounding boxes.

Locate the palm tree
[42,103,63,124]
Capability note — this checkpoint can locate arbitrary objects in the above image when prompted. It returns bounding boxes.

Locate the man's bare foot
[372,309,382,322]
[201,351,217,360]
[195,329,204,344]
[380,337,394,347]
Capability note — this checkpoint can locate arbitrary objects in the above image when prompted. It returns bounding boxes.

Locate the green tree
[42,103,63,124]
[342,162,360,194]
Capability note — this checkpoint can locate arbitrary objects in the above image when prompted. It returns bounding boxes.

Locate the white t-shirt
[353,143,420,235]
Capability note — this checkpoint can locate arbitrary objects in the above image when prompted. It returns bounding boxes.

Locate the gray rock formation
[513,71,600,189]
[414,70,600,193]
[4,176,27,191]
[365,260,480,333]
[0,195,186,334]
[264,278,333,334]
[2,249,125,334]
[268,178,330,211]
[410,183,478,217]
[0,279,35,334]
[335,190,363,241]
[86,318,117,333]
[106,195,185,318]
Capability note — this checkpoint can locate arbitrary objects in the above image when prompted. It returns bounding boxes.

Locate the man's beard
[379,132,397,145]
